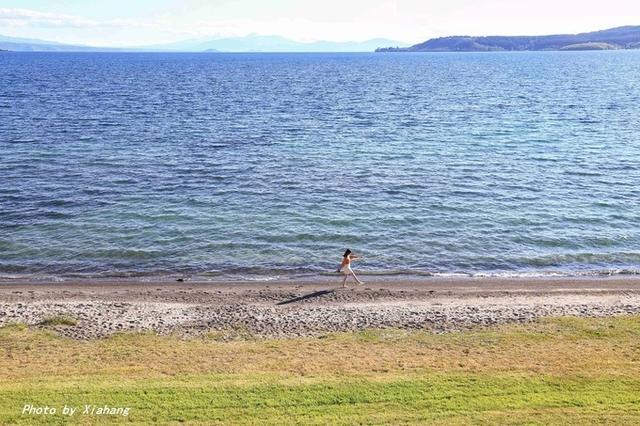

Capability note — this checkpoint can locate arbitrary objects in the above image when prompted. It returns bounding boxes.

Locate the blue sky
[1,0,639,46]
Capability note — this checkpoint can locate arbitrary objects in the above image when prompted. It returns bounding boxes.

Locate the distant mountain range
[7,26,640,53]
[147,34,408,52]
[0,35,128,52]
[376,26,640,52]
[0,34,407,53]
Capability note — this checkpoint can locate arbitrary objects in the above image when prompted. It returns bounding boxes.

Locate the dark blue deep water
[1,51,639,280]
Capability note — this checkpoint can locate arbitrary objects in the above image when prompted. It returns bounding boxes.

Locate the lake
[1,51,639,280]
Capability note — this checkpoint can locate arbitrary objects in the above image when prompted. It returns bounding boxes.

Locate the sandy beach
[1,277,639,339]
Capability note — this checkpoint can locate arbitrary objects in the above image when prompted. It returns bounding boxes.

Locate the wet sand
[1,277,640,339]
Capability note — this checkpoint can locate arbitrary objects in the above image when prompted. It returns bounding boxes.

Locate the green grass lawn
[1,316,640,425]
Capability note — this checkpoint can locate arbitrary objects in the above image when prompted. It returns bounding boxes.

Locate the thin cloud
[0,8,147,29]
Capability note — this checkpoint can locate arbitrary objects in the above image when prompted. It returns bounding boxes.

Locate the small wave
[9,138,38,143]
[3,267,639,283]
[563,170,603,177]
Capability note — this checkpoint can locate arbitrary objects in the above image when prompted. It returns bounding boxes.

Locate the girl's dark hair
[343,249,352,257]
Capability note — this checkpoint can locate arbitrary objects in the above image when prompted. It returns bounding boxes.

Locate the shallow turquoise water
[1,51,639,280]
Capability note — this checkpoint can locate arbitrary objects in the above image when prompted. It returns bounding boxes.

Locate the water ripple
[0,51,639,279]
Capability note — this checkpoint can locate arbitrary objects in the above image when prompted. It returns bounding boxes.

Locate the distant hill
[0,33,408,53]
[0,34,62,46]
[147,34,409,52]
[376,26,640,52]
[0,35,130,52]
[0,41,119,52]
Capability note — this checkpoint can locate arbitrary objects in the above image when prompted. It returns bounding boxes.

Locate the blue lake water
[1,51,639,280]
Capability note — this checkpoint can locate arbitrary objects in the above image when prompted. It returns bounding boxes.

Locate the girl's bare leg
[351,271,363,285]
[342,273,349,287]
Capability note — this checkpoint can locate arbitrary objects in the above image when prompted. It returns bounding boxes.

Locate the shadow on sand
[276,289,335,306]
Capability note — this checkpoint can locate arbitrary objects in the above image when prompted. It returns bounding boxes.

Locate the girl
[338,249,363,287]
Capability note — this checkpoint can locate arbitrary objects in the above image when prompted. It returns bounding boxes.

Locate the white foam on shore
[1,268,639,284]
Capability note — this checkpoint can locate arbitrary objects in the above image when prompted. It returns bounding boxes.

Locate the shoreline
[2,266,639,285]
[2,272,640,285]
[2,277,640,339]
[2,274,640,289]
